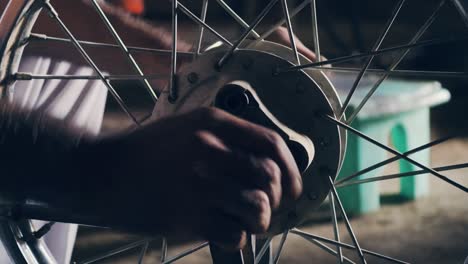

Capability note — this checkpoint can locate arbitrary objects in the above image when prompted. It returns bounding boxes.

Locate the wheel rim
[0,0,467,263]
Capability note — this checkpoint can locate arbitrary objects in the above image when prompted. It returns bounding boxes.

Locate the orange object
[121,0,144,15]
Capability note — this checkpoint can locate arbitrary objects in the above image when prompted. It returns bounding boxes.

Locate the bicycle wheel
[0,0,467,263]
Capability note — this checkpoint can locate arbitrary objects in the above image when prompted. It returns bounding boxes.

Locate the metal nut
[187,72,199,84]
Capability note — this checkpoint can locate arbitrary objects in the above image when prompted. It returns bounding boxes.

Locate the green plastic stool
[335,77,450,215]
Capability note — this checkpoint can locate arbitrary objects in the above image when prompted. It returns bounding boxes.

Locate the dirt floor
[72,133,468,264]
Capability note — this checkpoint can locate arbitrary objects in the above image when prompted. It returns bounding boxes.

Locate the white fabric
[0,56,108,263]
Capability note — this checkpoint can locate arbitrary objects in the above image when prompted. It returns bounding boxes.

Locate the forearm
[0,100,99,213]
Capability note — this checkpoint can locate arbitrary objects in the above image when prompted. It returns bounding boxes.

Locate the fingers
[213,188,272,234]
[191,134,282,209]
[203,213,248,251]
[191,108,302,201]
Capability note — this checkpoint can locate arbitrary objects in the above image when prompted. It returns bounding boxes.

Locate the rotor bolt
[187,72,199,84]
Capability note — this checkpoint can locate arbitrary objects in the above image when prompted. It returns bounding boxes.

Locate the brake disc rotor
[154,41,345,235]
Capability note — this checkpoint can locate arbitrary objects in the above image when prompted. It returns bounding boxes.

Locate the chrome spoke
[43,2,140,125]
[169,0,178,101]
[335,135,455,185]
[258,0,311,41]
[329,194,343,263]
[325,115,468,192]
[215,0,261,38]
[310,0,320,61]
[32,222,55,239]
[307,67,468,78]
[218,0,280,68]
[194,0,209,58]
[162,242,209,264]
[254,236,273,264]
[178,3,233,46]
[281,0,300,64]
[137,242,149,264]
[451,0,468,27]
[12,72,169,81]
[337,163,468,188]
[161,237,168,262]
[339,0,406,119]
[279,37,467,73]
[291,229,409,264]
[77,239,152,264]
[328,177,367,264]
[28,33,194,57]
[273,231,288,264]
[89,0,158,102]
[346,0,446,123]
[304,236,355,264]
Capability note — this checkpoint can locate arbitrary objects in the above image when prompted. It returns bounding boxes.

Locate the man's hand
[268,26,327,64]
[93,107,302,250]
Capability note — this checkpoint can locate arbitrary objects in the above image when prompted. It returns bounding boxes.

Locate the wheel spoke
[329,194,343,263]
[258,0,311,41]
[281,0,300,64]
[310,0,321,61]
[254,236,273,264]
[194,0,209,58]
[12,72,169,81]
[325,115,468,192]
[346,0,446,123]
[451,0,468,28]
[215,0,261,39]
[305,236,355,264]
[28,33,194,57]
[178,3,233,46]
[77,239,152,264]
[89,0,158,102]
[339,0,406,119]
[32,222,55,239]
[337,163,468,188]
[169,0,178,101]
[307,67,468,78]
[291,229,409,264]
[218,0,280,68]
[43,2,140,126]
[335,135,455,185]
[328,177,367,264]
[162,242,209,264]
[137,242,149,264]
[161,237,168,262]
[272,231,288,264]
[279,35,467,73]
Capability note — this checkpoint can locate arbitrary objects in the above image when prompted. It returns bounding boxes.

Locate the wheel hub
[154,42,345,235]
